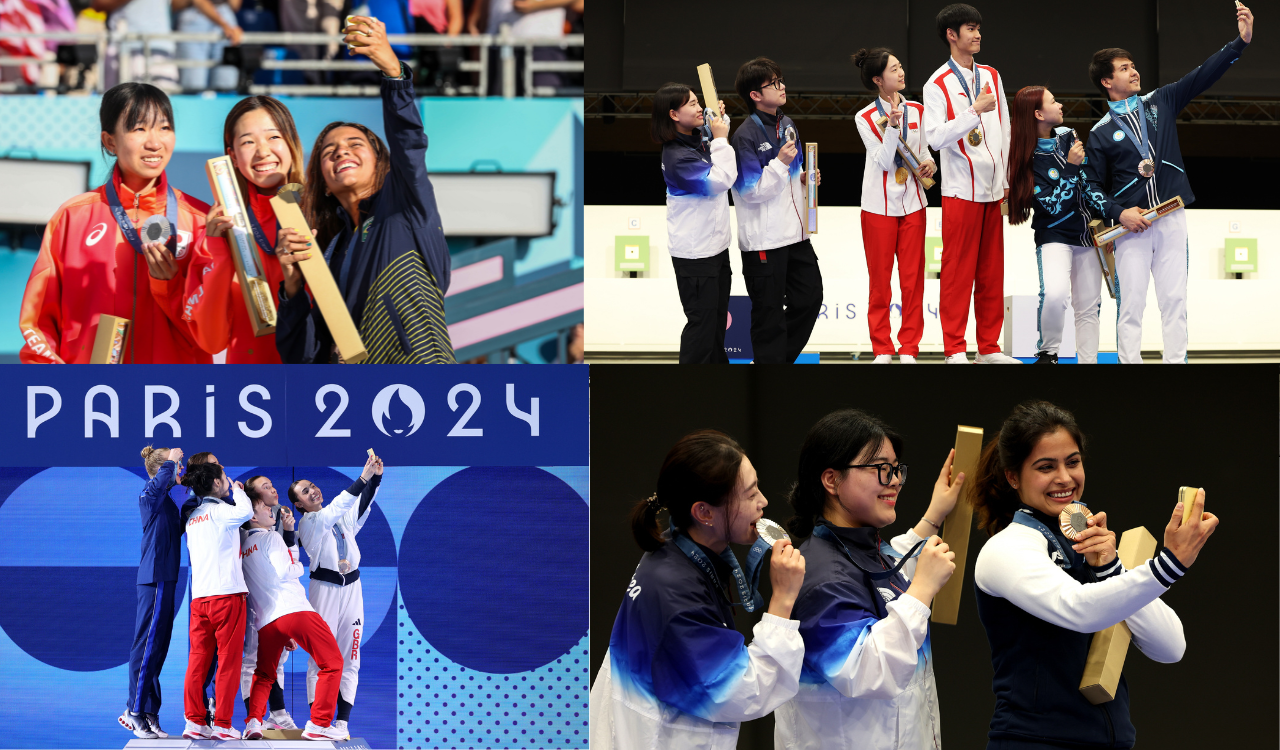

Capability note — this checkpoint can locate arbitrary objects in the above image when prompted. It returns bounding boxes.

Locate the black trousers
[672,250,732,364]
[740,239,823,364]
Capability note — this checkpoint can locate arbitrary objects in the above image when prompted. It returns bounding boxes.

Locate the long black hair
[972,400,1087,535]
[629,430,746,552]
[787,409,903,539]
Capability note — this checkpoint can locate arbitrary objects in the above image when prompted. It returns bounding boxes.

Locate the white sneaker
[211,724,243,740]
[119,710,157,739]
[899,355,917,364]
[332,720,350,739]
[244,718,264,740]
[944,353,970,364]
[302,721,349,741]
[265,709,299,730]
[142,713,168,739]
[975,351,1023,364]
[183,719,213,740]
[872,354,892,364]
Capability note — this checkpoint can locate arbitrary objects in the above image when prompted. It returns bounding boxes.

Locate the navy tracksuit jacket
[128,460,183,715]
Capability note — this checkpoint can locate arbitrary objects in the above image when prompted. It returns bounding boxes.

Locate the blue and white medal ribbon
[1109,95,1155,178]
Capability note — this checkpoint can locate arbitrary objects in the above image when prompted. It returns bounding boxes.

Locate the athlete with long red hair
[1006,86,1108,364]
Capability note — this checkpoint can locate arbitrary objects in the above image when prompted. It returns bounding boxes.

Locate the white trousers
[1036,243,1102,363]
[1112,210,1189,363]
[307,578,363,705]
[240,624,287,698]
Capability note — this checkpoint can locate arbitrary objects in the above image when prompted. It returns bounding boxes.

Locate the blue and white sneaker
[119,709,157,739]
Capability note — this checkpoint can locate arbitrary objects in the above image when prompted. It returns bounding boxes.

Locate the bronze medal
[895,167,909,185]
[1057,503,1093,540]
[1138,158,1155,178]
[967,128,983,147]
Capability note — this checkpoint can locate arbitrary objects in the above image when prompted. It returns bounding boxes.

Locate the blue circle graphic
[398,467,588,673]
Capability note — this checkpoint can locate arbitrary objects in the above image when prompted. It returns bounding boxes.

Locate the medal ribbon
[332,524,348,567]
[874,97,908,170]
[811,519,924,581]
[669,526,766,612]
[946,59,983,108]
[104,174,178,255]
[247,208,276,256]
[750,112,784,153]
[1009,505,1083,570]
[1108,96,1153,173]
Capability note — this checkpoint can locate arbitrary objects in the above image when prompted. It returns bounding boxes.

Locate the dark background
[586,0,1280,208]
[590,366,1279,749]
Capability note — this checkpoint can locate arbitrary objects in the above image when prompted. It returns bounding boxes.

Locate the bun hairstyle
[787,409,902,539]
[629,430,746,552]
[973,400,1086,535]
[851,48,894,92]
[181,462,226,498]
[140,445,170,478]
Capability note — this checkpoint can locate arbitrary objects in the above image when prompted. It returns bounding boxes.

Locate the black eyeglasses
[844,462,908,487]
[760,77,785,91]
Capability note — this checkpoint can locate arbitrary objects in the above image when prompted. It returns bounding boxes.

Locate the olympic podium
[124,738,370,749]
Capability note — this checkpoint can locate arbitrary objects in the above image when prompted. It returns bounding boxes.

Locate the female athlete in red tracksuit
[181,96,306,363]
[19,82,213,364]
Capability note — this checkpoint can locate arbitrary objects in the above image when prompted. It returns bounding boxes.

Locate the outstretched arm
[1166,5,1252,113]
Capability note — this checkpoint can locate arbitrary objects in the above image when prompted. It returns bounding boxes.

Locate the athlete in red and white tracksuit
[240,508,344,738]
[924,57,1011,359]
[183,472,253,737]
[292,455,381,731]
[18,167,213,364]
[856,95,931,359]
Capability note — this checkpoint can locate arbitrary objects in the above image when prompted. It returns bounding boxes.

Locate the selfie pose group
[120,448,383,741]
[591,400,1219,750]
[19,16,455,365]
[651,2,1254,364]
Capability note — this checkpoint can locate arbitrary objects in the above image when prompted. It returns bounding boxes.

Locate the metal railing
[0,28,583,97]
[586,91,1280,126]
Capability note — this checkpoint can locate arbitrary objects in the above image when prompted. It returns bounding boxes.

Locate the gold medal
[895,167,909,185]
[1057,503,1093,540]
[968,128,983,147]
[1138,158,1155,178]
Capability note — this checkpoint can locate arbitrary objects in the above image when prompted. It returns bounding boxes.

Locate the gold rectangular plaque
[874,115,936,189]
[90,314,130,364]
[269,186,368,364]
[1178,486,1201,526]
[1089,219,1118,299]
[931,425,984,625]
[1079,526,1158,704]
[1092,195,1185,247]
[696,63,719,116]
[206,156,277,336]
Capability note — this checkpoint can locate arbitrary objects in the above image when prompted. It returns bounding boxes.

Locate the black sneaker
[1033,351,1058,364]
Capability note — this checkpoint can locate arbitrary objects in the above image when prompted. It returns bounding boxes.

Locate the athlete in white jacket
[239,497,347,741]
[774,409,965,750]
[181,462,253,741]
[591,430,806,750]
[290,452,382,738]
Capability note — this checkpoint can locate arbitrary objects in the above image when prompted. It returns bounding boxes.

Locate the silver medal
[783,126,797,144]
[141,215,172,244]
[756,518,790,546]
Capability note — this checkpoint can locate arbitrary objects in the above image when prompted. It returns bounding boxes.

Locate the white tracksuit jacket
[924,58,1011,203]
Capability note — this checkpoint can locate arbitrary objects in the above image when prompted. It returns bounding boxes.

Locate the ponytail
[971,400,1086,535]
[630,430,746,551]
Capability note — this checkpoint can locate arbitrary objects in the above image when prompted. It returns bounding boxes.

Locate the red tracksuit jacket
[19,168,213,364]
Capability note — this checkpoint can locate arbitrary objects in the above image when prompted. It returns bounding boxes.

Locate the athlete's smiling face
[102,107,174,186]
[320,126,377,196]
[292,479,325,512]
[1103,58,1141,100]
[723,456,767,546]
[1037,89,1065,128]
[1007,428,1085,516]
[823,437,901,529]
[230,108,293,191]
[670,90,705,132]
[948,23,982,56]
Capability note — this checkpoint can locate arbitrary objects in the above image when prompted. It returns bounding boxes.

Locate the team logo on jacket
[1113,130,1125,142]
[1048,168,1060,180]
[757,143,772,152]
[175,229,192,259]
[85,223,108,246]
[877,587,896,603]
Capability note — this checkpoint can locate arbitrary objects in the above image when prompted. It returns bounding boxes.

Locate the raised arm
[858,112,900,175]
[924,77,981,154]
[730,130,792,204]
[141,460,179,515]
[266,532,305,584]
[1166,8,1252,114]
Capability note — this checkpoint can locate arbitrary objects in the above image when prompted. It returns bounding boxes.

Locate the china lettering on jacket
[188,513,210,526]
[241,544,259,558]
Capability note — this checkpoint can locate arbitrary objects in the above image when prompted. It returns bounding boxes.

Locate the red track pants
[940,197,1005,355]
[247,610,343,728]
[185,593,246,727]
[860,209,925,356]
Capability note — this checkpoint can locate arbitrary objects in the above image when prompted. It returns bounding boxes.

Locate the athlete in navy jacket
[1083,5,1253,363]
[120,446,186,740]
[276,17,454,364]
